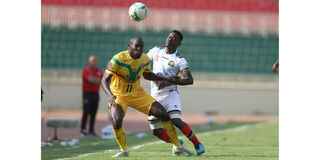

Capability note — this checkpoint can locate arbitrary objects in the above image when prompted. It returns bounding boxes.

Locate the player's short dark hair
[171,30,183,41]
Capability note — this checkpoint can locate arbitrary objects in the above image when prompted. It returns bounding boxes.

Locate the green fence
[42,27,278,74]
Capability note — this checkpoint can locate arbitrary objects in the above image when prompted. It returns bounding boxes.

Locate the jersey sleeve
[105,55,120,74]
[179,58,190,72]
[147,47,157,61]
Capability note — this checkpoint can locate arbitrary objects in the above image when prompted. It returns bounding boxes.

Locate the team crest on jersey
[168,60,175,67]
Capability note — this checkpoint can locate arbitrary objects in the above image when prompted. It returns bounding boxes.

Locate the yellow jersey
[106,50,151,95]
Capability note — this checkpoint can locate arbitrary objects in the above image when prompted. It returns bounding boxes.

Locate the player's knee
[112,121,122,130]
[111,115,123,130]
[159,111,170,122]
[152,128,163,137]
[150,102,170,121]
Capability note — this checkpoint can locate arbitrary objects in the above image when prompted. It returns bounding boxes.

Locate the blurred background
[41,0,278,140]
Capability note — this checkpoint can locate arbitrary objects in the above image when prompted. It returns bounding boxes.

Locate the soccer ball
[128,2,148,22]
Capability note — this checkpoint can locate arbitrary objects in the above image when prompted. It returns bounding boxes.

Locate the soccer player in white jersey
[147,30,205,156]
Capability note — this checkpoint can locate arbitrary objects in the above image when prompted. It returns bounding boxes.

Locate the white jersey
[147,46,190,96]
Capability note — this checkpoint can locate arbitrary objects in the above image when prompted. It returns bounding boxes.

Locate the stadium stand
[41,0,278,12]
[42,28,278,74]
[41,0,278,82]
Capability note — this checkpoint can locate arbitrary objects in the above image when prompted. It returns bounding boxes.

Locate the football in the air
[128,2,148,22]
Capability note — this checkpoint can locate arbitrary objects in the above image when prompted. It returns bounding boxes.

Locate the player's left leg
[163,93,204,155]
[148,115,171,143]
[108,95,130,158]
[171,118,205,155]
[131,91,193,156]
[148,101,180,148]
[148,116,187,156]
[149,102,193,156]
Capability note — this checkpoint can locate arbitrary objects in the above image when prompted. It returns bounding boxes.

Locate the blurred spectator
[81,55,103,136]
[272,60,279,74]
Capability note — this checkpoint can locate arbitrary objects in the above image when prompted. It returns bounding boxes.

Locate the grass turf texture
[42,122,278,160]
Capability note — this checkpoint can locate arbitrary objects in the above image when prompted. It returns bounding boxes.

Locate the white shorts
[148,93,181,130]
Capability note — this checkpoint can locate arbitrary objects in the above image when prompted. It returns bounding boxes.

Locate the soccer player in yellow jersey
[101,37,192,158]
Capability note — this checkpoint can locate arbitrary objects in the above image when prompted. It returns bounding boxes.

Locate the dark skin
[152,32,194,137]
[101,37,181,130]
[272,60,279,74]
[159,32,193,89]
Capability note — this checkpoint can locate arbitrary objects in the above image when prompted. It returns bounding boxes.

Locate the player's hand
[167,75,180,84]
[108,94,117,105]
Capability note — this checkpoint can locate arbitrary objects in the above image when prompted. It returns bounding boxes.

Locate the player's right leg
[109,103,129,157]
[149,102,193,156]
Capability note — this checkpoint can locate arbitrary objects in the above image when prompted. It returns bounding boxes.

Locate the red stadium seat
[41,0,278,13]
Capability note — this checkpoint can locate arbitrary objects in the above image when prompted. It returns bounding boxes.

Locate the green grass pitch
[42,122,278,160]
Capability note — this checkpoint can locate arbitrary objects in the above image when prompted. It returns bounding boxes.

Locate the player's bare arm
[143,71,181,83]
[101,72,116,105]
[179,70,193,85]
[158,70,193,89]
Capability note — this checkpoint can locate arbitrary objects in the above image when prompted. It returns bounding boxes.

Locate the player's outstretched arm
[101,72,116,105]
[143,71,180,83]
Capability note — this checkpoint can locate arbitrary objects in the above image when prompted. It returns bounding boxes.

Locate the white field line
[55,122,273,160]
[51,141,106,152]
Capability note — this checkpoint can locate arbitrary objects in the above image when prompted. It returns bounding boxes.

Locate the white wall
[41,79,278,114]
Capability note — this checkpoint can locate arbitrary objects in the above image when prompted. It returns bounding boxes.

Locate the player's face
[166,33,181,49]
[129,40,144,59]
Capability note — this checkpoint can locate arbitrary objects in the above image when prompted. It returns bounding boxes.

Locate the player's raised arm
[101,72,116,105]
